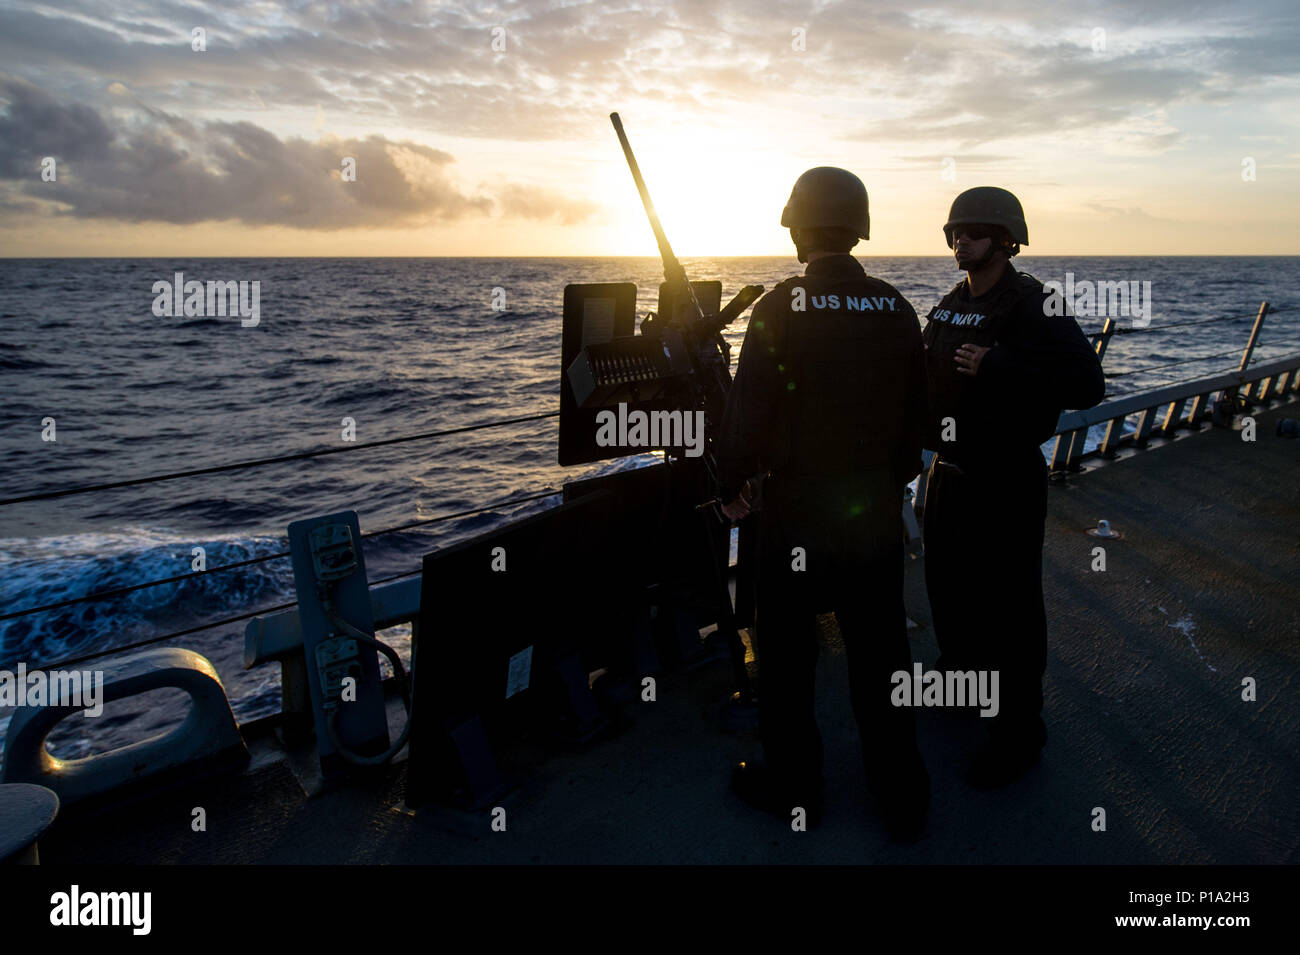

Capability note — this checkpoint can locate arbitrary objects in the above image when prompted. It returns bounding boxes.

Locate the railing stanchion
[1188,392,1212,428]
[1241,301,1269,372]
[1161,398,1188,437]
[1094,318,1116,360]
[1222,301,1268,414]
[1100,417,1124,458]
[1134,406,1158,446]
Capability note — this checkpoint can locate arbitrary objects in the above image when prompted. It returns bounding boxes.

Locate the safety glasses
[949,224,998,242]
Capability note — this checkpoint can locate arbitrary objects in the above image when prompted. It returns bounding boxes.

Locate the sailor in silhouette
[922,187,1105,787]
[717,167,931,839]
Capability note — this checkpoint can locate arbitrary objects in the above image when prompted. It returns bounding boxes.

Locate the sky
[0,0,1297,256]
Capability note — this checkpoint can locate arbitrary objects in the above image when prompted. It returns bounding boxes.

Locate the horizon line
[3,253,1299,260]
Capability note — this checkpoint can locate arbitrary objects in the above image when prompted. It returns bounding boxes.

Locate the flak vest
[922,271,1041,458]
[770,275,918,482]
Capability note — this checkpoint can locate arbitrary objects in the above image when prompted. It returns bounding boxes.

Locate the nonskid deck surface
[40,404,1300,865]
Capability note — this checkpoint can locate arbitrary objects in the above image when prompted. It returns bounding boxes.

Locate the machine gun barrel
[609,112,704,322]
[607,113,762,482]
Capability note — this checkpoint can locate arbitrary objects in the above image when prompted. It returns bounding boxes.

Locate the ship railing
[1049,301,1298,471]
[1047,352,1300,471]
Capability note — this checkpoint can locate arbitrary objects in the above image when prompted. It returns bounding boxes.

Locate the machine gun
[564,115,763,481]
[559,113,763,721]
[605,112,763,476]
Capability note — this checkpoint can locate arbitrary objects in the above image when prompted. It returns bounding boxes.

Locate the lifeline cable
[1105,349,1246,379]
[1082,304,1294,337]
[0,489,561,623]
[0,409,560,507]
[13,493,561,670]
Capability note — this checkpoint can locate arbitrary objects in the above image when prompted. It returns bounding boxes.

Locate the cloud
[0,76,607,230]
[844,40,1217,150]
[0,77,113,177]
[0,77,497,228]
[496,184,602,224]
[1083,203,1168,223]
[0,0,1296,153]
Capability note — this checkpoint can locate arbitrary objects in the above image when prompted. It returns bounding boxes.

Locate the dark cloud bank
[0,77,599,229]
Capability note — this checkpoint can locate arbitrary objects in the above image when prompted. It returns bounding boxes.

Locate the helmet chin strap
[961,232,1016,272]
[965,244,998,271]
[792,228,810,263]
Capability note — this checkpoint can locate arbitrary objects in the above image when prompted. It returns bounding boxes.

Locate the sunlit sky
[0,0,1297,256]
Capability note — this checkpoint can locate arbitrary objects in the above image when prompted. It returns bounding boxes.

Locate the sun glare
[598,126,793,257]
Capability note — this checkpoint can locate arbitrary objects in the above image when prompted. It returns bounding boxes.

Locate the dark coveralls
[717,254,929,798]
[922,263,1105,744]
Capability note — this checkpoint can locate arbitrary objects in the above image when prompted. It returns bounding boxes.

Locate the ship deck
[39,403,1300,865]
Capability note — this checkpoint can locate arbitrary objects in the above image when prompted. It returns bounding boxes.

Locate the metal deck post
[1216,301,1268,424]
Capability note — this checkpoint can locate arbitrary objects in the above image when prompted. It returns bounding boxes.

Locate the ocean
[2,255,1297,759]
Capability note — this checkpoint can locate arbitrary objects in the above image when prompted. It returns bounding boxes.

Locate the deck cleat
[1086,519,1124,540]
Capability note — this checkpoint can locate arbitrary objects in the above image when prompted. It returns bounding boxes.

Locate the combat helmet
[943,186,1028,249]
[781,167,870,240]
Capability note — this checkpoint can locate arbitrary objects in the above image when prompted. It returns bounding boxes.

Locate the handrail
[1054,353,1300,432]
[1050,352,1300,470]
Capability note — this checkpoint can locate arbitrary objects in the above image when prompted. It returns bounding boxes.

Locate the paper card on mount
[506,646,534,699]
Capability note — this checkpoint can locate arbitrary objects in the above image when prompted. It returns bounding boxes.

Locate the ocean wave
[0,529,291,668]
[0,355,50,370]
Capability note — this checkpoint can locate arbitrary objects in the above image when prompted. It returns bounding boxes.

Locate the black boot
[968,721,1046,789]
[866,750,930,842]
[731,761,824,828]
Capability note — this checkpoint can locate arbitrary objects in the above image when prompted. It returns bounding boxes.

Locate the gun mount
[556,113,764,722]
